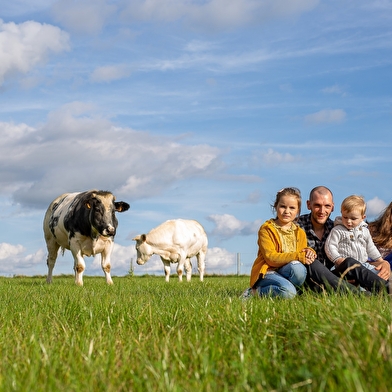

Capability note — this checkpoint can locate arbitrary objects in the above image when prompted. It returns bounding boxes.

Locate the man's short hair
[309,186,333,201]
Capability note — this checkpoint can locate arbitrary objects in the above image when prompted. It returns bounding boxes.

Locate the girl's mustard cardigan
[250,219,315,288]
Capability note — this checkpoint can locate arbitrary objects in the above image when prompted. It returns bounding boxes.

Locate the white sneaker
[240,287,253,300]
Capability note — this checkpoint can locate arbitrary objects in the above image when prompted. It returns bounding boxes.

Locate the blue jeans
[384,252,392,268]
[253,261,307,299]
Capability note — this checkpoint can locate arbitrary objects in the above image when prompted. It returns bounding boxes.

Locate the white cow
[133,219,208,282]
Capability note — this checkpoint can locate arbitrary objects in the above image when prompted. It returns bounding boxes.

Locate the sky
[0,0,391,280]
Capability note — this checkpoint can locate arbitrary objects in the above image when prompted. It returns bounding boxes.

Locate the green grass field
[0,275,391,391]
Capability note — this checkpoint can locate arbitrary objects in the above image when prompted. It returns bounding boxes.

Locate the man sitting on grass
[298,186,390,294]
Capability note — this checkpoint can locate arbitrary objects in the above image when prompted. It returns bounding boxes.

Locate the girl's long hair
[368,202,392,249]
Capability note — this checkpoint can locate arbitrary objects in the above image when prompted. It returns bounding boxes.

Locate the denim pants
[254,261,307,299]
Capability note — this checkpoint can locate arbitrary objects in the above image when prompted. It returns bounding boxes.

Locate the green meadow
[0,275,391,392]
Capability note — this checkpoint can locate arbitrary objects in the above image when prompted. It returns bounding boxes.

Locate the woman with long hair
[368,202,392,266]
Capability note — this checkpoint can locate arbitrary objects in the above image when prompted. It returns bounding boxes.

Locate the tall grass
[0,275,391,391]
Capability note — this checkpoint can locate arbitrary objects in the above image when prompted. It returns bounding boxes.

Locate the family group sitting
[243,186,392,299]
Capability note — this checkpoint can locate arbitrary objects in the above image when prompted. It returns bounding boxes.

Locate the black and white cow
[43,190,130,285]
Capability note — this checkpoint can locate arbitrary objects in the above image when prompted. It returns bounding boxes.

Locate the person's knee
[290,263,307,286]
[269,286,297,299]
[256,282,297,299]
[336,257,361,274]
[341,257,359,267]
[278,285,297,299]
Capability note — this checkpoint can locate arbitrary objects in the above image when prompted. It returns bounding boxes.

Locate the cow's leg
[176,260,184,282]
[45,238,60,284]
[196,250,206,282]
[184,258,192,282]
[71,249,86,286]
[101,243,114,285]
[163,260,171,282]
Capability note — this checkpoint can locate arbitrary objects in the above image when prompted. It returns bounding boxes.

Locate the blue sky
[0,0,391,279]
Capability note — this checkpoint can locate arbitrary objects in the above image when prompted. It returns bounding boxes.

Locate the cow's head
[85,191,130,237]
[133,234,153,265]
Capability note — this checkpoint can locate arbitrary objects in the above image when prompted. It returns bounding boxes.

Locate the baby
[325,195,387,274]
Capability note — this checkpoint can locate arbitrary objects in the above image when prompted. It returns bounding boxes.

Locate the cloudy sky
[1,0,391,280]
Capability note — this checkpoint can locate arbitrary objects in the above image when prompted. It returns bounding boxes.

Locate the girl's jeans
[253,261,306,299]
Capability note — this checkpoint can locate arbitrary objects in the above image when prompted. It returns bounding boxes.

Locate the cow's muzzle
[103,226,116,236]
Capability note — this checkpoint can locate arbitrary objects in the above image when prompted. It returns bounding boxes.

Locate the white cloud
[185,40,218,53]
[51,0,117,34]
[366,197,387,218]
[260,148,301,165]
[208,214,244,237]
[0,243,25,260]
[243,190,262,204]
[0,102,223,209]
[121,0,319,31]
[304,109,346,125]
[321,84,346,96]
[0,121,35,141]
[128,254,166,276]
[90,64,132,83]
[48,0,319,35]
[207,214,261,238]
[205,247,236,274]
[90,242,136,275]
[0,243,44,275]
[0,19,70,86]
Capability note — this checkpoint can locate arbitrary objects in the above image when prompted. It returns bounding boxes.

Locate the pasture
[0,275,391,392]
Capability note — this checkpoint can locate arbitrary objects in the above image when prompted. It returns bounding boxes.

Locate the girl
[249,187,316,299]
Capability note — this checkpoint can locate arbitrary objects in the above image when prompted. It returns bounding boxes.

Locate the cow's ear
[115,201,130,212]
[132,234,146,242]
